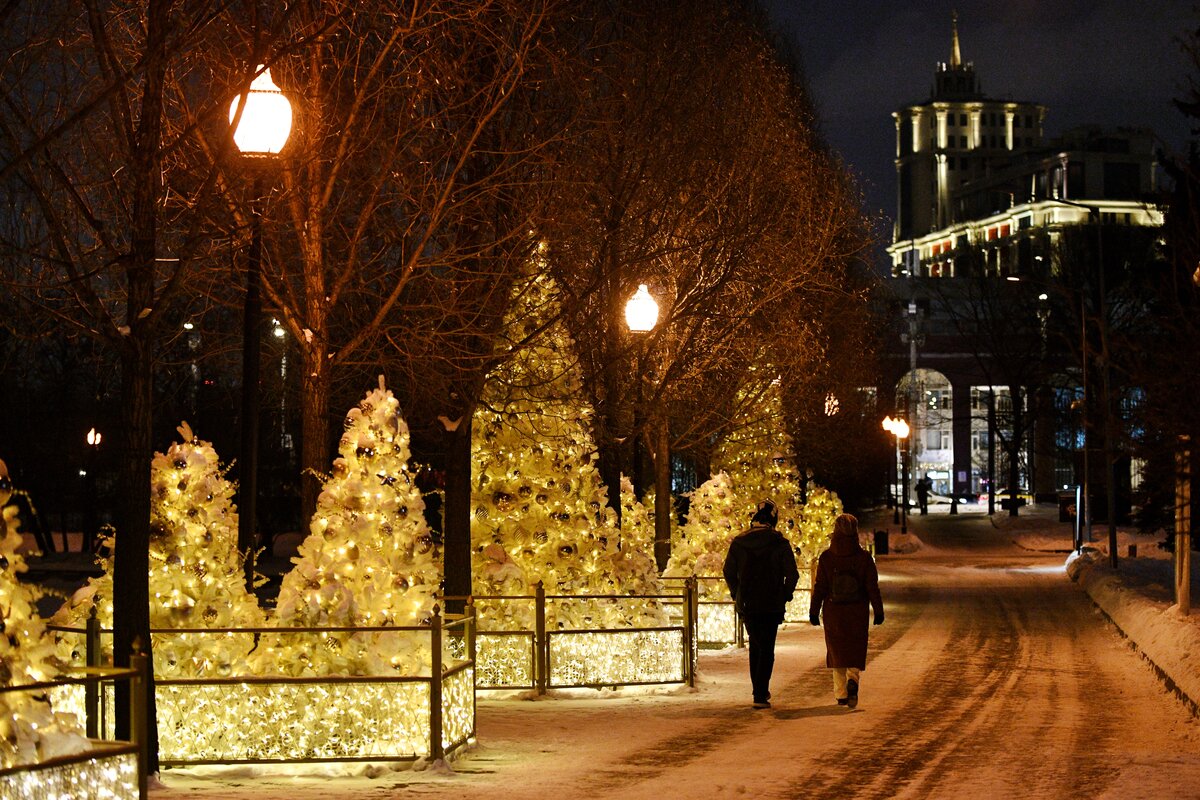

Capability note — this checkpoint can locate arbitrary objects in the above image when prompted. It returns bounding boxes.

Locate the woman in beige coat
[810,513,884,708]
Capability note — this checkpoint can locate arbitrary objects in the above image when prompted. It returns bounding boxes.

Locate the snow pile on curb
[1067,548,1200,710]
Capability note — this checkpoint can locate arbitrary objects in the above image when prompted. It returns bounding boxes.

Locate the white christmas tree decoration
[0,458,90,769]
[54,423,263,677]
[266,376,441,676]
[709,378,842,618]
[472,266,666,632]
[664,471,742,600]
[616,476,667,598]
[712,378,805,546]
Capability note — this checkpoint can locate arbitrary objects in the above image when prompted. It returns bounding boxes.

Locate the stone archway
[897,368,955,498]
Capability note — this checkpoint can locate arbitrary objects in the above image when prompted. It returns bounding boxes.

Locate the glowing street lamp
[84,427,102,553]
[883,416,910,533]
[625,284,668,569]
[625,284,659,333]
[230,65,293,585]
[229,68,293,155]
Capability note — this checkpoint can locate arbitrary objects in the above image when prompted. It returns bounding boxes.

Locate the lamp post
[883,416,910,534]
[230,65,292,586]
[1051,198,1117,565]
[84,427,102,554]
[625,284,667,569]
[901,301,923,520]
[625,284,658,497]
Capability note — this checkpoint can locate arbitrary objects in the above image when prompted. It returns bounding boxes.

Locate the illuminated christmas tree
[55,423,263,677]
[619,476,655,557]
[1,459,89,768]
[472,266,665,629]
[710,379,842,618]
[794,483,843,564]
[664,471,742,600]
[615,477,665,596]
[266,377,440,675]
[712,378,805,545]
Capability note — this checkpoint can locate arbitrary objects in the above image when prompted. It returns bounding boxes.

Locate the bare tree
[542,0,870,532]
[0,0,268,763]
[209,2,554,532]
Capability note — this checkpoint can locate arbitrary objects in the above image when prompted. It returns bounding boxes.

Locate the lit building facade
[881,16,1162,507]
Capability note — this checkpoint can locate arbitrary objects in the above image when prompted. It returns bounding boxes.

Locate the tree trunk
[442,417,473,615]
[109,0,174,768]
[112,341,157,769]
[299,348,331,525]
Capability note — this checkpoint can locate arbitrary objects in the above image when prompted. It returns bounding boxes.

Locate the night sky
[764,1,1197,254]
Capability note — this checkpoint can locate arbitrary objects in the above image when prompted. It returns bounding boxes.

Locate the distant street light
[230,65,293,585]
[84,427,102,553]
[883,416,910,534]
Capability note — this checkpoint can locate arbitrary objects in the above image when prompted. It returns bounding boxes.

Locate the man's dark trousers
[742,612,784,702]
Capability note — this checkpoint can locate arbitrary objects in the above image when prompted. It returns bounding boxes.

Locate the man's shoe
[752,699,771,709]
[847,679,859,709]
[836,698,848,706]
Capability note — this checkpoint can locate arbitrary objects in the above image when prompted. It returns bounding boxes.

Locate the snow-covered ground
[134,503,1200,799]
[979,503,1200,712]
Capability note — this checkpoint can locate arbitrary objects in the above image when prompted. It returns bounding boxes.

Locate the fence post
[129,640,149,800]
[465,596,477,739]
[683,577,696,687]
[534,582,547,695]
[465,596,477,666]
[85,606,99,739]
[430,605,444,762]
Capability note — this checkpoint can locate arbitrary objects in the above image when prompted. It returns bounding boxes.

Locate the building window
[959,113,967,126]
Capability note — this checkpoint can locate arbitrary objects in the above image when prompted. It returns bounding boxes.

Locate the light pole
[901,301,923,518]
[230,65,292,586]
[1052,198,1116,564]
[625,284,667,569]
[84,427,102,553]
[883,416,910,534]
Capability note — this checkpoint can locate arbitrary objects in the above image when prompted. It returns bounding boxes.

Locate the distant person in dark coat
[723,499,800,709]
[810,513,884,709]
[916,476,931,515]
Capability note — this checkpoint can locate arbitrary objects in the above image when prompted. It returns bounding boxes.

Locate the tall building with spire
[880,14,1162,517]
[889,16,1158,279]
[892,14,1046,247]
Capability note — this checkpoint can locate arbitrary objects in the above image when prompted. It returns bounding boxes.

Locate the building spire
[950,11,962,68]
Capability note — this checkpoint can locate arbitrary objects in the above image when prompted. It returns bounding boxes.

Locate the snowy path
[154,520,1200,799]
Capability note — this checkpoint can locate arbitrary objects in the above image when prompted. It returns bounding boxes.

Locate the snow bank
[1068,548,1200,711]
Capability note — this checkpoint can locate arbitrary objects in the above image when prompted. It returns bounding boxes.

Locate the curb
[1087,597,1200,717]
[1072,573,1200,717]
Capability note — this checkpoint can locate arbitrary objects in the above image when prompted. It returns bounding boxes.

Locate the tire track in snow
[582,571,930,795]
[789,570,1026,798]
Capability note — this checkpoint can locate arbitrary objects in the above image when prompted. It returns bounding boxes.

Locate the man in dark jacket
[723,499,800,709]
